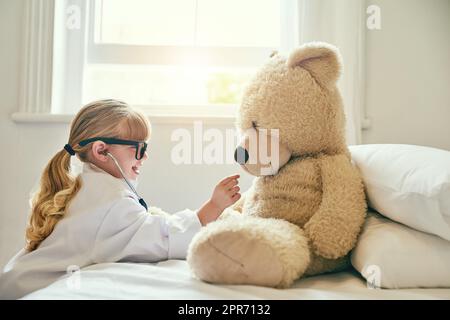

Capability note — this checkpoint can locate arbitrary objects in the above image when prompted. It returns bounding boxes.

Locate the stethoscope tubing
[106,152,148,211]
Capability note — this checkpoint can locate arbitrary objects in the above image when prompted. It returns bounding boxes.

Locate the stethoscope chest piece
[139,198,148,211]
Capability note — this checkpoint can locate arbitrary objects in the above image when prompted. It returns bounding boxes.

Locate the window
[52,0,298,117]
[14,0,367,141]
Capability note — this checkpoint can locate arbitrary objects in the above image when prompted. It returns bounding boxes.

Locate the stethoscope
[106,152,148,211]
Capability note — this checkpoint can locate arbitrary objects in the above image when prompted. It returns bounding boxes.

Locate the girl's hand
[197,175,241,226]
[211,174,241,212]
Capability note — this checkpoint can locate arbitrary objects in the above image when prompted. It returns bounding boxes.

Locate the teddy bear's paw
[218,207,242,220]
[187,217,311,288]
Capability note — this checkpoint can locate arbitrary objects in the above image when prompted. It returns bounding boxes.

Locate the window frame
[13,0,299,122]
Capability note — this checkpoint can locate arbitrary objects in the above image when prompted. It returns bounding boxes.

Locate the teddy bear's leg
[187,215,310,288]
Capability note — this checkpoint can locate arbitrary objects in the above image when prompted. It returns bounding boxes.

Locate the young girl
[0,99,240,299]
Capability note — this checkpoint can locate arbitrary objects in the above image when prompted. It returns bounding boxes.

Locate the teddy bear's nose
[234,146,249,165]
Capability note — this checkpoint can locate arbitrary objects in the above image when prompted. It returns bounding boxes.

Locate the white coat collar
[80,162,140,201]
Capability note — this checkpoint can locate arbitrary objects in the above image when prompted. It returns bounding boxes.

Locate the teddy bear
[187,42,367,288]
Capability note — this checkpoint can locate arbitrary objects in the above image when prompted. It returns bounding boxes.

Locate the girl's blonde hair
[26,99,150,251]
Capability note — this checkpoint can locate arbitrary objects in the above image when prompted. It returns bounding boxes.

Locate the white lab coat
[0,163,202,299]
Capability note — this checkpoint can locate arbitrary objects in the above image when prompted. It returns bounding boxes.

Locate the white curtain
[286,0,366,145]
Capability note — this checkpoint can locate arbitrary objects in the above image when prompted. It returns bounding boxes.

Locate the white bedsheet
[23,261,450,300]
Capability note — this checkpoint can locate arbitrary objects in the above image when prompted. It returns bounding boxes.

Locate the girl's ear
[91,141,109,161]
[287,42,342,88]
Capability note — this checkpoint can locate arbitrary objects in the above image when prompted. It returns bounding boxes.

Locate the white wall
[362,0,450,150]
[0,0,449,269]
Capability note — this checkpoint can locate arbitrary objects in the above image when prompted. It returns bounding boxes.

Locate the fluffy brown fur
[187,42,367,288]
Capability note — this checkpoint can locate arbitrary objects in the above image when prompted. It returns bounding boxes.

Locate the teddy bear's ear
[287,42,342,87]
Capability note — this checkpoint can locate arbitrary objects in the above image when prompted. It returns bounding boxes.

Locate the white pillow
[349,144,450,241]
[351,211,450,289]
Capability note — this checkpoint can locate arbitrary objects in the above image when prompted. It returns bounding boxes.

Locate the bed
[22,260,450,300]
[20,145,450,300]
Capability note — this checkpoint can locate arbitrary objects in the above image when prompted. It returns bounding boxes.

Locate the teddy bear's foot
[187,215,310,288]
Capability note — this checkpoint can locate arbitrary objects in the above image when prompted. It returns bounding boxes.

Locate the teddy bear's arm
[231,183,255,213]
[231,192,245,213]
[217,189,248,220]
[304,154,367,259]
